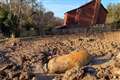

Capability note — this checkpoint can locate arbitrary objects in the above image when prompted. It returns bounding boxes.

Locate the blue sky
[41,0,120,18]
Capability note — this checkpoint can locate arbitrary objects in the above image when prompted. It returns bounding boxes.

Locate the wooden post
[92,0,101,25]
[75,9,80,24]
[64,13,68,25]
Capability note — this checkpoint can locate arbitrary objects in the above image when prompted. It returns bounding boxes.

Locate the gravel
[0,33,120,80]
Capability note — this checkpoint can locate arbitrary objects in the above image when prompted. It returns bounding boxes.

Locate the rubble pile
[0,34,120,80]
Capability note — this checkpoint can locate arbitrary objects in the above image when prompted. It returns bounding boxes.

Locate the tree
[106,3,120,29]
[107,3,120,23]
[0,0,63,37]
[0,7,19,37]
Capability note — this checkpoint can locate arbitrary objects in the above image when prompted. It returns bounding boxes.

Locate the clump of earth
[0,32,120,80]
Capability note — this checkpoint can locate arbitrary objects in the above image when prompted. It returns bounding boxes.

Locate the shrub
[112,20,120,29]
[0,7,19,37]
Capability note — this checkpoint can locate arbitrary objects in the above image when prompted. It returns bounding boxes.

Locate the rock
[82,74,96,80]
[47,49,91,73]
[33,63,44,73]
[112,67,120,76]
[62,66,84,80]
[116,53,120,59]
[19,71,28,80]
[62,66,97,80]
[1,33,120,80]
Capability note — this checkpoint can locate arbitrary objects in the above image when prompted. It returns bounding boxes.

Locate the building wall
[64,11,76,25]
[78,2,95,27]
[64,1,107,27]
[96,6,107,24]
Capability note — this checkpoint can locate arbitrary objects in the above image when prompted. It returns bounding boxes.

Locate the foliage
[107,3,120,29]
[0,0,63,37]
[0,7,19,37]
[112,19,120,29]
[0,8,8,22]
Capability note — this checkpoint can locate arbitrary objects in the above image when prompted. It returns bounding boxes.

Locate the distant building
[64,0,108,27]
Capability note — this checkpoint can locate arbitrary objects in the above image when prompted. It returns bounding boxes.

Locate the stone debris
[0,34,120,80]
[47,49,90,74]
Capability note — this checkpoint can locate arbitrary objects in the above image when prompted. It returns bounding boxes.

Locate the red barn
[64,0,108,27]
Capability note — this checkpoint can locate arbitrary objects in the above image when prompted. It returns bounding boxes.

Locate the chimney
[91,0,101,25]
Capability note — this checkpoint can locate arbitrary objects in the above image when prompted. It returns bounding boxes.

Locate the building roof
[65,0,108,14]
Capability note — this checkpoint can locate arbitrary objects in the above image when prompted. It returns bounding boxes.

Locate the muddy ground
[0,32,120,80]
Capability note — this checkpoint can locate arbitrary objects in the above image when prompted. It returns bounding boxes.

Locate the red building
[64,0,108,27]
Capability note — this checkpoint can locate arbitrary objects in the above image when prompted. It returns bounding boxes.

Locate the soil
[0,32,120,80]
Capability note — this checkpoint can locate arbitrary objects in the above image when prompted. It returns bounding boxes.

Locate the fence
[52,24,120,35]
